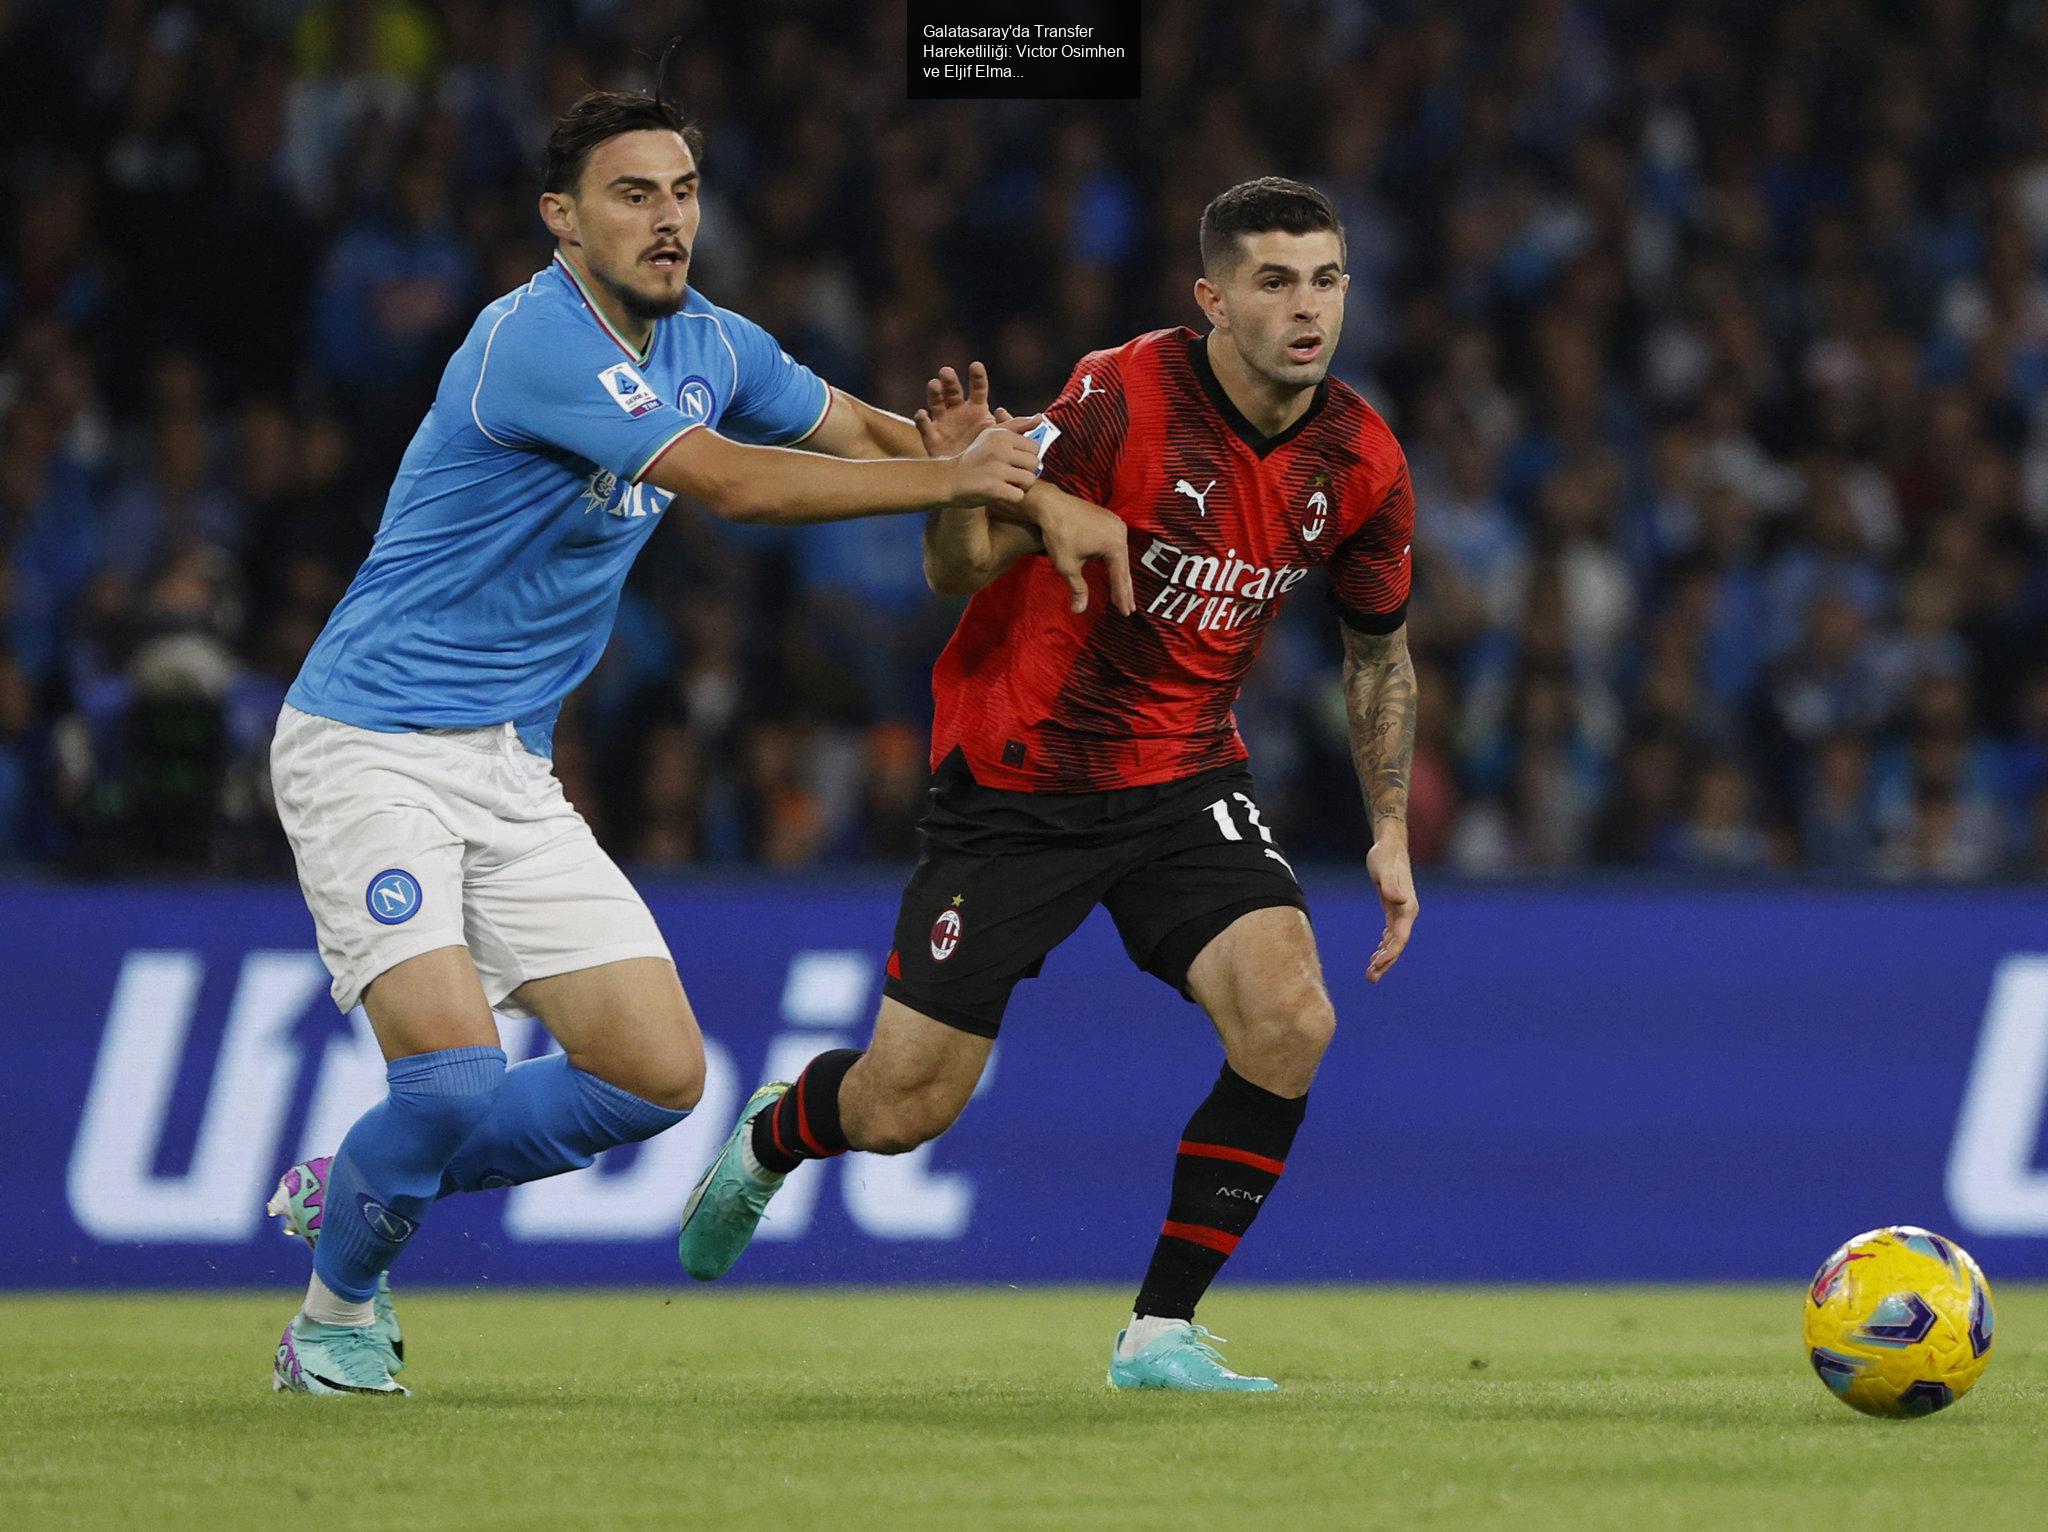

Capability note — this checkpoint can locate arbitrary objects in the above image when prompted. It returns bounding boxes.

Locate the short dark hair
[1199,177,1347,276]
[541,90,704,196]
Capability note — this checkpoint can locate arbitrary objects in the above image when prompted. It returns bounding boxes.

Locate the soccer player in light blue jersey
[261,89,1131,1396]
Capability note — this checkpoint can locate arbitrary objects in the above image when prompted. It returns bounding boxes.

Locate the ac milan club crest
[930,907,962,961]
[1303,489,1329,542]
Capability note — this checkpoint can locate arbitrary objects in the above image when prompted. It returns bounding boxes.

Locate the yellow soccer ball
[1803,1225,1995,1418]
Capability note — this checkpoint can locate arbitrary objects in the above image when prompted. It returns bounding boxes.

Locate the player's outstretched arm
[905,365,1134,613]
[911,364,1037,594]
[797,386,927,461]
[1342,620,1420,982]
[641,419,1039,525]
[922,508,1042,594]
[806,363,1017,464]
[922,482,1133,615]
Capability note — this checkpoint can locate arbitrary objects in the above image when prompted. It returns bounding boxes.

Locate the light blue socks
[436,1052,689,1198]
[312,1045,507,1302]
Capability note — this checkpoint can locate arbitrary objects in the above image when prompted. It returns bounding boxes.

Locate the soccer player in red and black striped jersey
[680,179,1420,1391]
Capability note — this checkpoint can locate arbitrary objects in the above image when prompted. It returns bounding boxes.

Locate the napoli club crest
[930,907,962,962]
[365,868,423,926]
[677,374,715,424]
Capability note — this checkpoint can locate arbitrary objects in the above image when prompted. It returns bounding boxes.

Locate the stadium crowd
[1,0,2045,878]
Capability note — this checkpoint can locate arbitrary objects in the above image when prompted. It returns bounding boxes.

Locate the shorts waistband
[420,720,522,754]
[278,704,526,761]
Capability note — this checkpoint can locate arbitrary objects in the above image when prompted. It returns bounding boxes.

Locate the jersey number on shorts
[1206,794,1295,877]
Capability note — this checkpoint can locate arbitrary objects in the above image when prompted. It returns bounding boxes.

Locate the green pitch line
[2,1287,2043,1531]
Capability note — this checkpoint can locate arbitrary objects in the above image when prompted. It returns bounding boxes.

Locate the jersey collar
[1185,331,1327,459]
[552,252,657,366]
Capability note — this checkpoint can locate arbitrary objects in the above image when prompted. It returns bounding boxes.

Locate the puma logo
[1076,372,1103,403]
[1174,478,1216,515]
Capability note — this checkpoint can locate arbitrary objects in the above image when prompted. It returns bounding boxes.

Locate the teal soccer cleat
[273,1313,408,1397]
[267,1156,404,1373]
[1107,1325,1279,1392]
[677,1083,789,1280]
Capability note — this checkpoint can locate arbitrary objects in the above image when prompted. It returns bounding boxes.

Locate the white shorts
[271,704,672,1013]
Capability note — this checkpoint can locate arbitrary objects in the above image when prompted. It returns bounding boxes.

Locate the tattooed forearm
[1341,621,1417,832]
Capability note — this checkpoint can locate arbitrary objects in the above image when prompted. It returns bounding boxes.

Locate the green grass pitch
[3,1286,2043,1529]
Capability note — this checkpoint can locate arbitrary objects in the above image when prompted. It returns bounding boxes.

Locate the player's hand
[1365,830,1417,983]
[947,418,1043,508]
[1036,497,1135,616]
[915,362,1000,458]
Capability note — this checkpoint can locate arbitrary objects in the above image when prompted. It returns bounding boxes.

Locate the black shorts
[881,750,1310,1038]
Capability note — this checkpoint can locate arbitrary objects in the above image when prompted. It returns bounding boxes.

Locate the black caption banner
[907,0,1140,100]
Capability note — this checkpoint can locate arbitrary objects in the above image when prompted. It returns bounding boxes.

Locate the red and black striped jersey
[929,328,1414,793]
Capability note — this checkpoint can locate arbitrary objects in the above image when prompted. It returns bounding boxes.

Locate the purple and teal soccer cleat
[274,1313,407,1397]
[1107,1324,1279,1392]
[267,1156,404,1373]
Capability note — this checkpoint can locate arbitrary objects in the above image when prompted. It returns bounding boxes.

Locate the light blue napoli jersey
[286,254,831,755]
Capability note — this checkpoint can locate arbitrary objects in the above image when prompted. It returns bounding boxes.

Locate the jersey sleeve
[472,311,702,484]
[712,304,833,447]
[1328,445,1415,633]
[1034,350,1130,505]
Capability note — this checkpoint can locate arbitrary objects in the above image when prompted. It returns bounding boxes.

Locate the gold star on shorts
[951,894,966,907]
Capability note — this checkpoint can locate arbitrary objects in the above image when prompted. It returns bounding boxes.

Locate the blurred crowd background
[1,0,2046,878]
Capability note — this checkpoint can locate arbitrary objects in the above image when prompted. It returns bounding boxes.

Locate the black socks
[750,1049,864,1175]
[1133,1063,1307,1321]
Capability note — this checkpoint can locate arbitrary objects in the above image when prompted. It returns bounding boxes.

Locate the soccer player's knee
[1246,987,1335,1069]
[634,1048,705,1114]
[1292,992,1338,1059]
